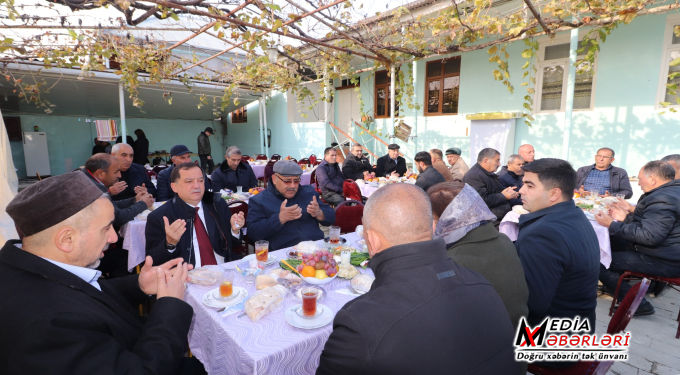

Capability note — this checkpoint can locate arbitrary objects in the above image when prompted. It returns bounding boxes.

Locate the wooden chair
[528,279,651,375]
[608,271,680,339]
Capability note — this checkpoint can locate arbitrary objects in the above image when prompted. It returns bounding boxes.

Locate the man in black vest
[146,163,244,266]
[375,143,407,177]
[1,171,205,375]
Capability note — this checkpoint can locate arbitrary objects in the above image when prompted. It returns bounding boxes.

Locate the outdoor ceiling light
[268,45,278,63]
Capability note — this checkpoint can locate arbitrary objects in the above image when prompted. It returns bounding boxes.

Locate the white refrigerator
[22,132,51,177]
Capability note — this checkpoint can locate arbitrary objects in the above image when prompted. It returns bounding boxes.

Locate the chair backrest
[311,169,320,192]
[271,154,282,161]
[288,158,298,163]
[264,160,276,182]
[334,200,364,234]
[607,278,651,334]
[241,155,250,162]
[309,154,317,165]
[228,200,249,221]
[146,170,157,179]
[255,154,268,160]
[342,179,362,201]
[152,165,168,174]
[298,158,310,165]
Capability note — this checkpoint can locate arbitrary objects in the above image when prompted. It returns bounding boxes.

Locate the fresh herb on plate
[350,253,370,268]
[279,259,302,272]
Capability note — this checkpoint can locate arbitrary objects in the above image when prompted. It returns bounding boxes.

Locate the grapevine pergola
[1,0,680,122]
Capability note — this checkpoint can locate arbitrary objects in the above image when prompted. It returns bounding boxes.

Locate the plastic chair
[309,154,317,165]
[271,154,282,161]
[228,200,249,257]
[528,279,651,375]
[342,179,366,203]
[334,200,364,234]
[241,155,250,162]
[609,271,680,338]
[255,154,268,160]
[146,170,157,179]
[298,158,310,166]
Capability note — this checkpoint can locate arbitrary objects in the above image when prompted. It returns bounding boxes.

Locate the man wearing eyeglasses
[247,161,336,250]
[498,154,525,206]
[575,148,633,199]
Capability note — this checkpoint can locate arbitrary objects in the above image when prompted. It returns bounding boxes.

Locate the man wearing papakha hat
[247,160,335,250]
[0,171,207,375]
[445,147,470,182]
[375,143,407,178]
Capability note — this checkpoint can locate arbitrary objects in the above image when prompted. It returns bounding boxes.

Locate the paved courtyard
[595,286,680,375]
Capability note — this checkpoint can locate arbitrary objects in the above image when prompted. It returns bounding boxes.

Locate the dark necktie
[195,207,217,266]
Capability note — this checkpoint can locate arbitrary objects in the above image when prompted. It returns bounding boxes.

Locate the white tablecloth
[120,220,147,271]
[499,211,612,268]
[358,183,379,198]
[250,164,266,179]
[186,232,369,375]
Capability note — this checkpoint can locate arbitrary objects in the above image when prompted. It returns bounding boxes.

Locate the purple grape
[296,265,304,272]
[308,260,316,266]
[314,256,320,262]
[324,263,330,270]
[321,256,328,261]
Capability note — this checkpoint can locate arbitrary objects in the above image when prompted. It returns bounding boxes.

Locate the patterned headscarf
[433,183,497,245]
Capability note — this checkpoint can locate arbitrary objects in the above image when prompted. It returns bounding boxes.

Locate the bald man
[1,171,205,375]
[110,143,157,201]
[518,144,535,163]
[316,184,520,375]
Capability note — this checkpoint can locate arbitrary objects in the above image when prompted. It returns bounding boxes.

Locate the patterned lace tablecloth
[499,211,612,268]
[185,232,369,375]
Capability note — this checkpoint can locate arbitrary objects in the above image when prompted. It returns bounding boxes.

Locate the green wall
[9,115,225,178]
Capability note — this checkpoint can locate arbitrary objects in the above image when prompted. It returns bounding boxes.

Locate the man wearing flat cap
[376,144,407,178]
[83,153,154,278]
[247,160,336,250]
[197,127,214,174]
[446,147,469,182]
[0,172,206,375]
[157,145,212,202]
[146,162,245,267]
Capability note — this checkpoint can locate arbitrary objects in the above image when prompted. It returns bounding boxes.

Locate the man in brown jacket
[446,147,470,181]
[430,149,454,182]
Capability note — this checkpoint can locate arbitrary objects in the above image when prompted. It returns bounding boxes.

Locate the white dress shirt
[182,201,240,267]
[42,257,102,291]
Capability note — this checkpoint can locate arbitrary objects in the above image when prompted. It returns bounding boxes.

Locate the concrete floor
[596,286,680,375]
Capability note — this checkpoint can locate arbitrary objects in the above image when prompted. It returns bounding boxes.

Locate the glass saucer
[294,304,325,319]
[212,288,240,301]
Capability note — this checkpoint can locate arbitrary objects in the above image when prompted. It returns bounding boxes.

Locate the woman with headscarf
[428,181,529,331]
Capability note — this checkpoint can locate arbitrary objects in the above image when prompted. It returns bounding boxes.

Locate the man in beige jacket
[446,147,469,182]
[430,149,454,182]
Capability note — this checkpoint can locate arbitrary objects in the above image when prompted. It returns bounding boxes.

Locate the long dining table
[184,232,369,375]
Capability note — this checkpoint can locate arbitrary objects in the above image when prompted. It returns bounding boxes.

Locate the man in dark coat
[575,147,633,198]
[1,171,203,375]
[342,143,374,180]
[463,148,518,228]
[515,159,600,369]
[316,184,521,375]
[146,163,244,267]
[133,129,150,165]
[661,154,680,180]
[211,146,258,192]
[498,154,525,206]
[197,127,214,174]
[375,143,407,177]
[83,154,154,278]
[157,145,212,202]
[596,161,680,315]
[247,161,335,250]
[413,151,446,192]
[111,143,157,200]
[315,147,345,205]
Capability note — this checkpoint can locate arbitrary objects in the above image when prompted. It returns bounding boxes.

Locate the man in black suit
[111,143,157,200]
[342,143,374,180]
[146,163,245,266]
[157,145,212,202]
[83,154,154,278]
[375,143,407,177]
[1,171,205,375]
[316,184,521,375]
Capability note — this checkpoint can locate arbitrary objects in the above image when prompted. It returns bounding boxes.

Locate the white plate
[202,287,248,309]
[243,254,278,266]
[285,304,334,330]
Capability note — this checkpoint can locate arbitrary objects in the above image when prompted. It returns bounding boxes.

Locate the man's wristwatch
[165,242,176,250]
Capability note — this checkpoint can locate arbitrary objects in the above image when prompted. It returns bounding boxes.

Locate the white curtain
[0,110,19,246]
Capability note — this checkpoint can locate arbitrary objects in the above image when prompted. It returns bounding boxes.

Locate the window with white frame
[657,16,680,107]
[535,40,596,112]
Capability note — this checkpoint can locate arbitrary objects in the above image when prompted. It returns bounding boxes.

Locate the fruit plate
[302,273,338,285]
